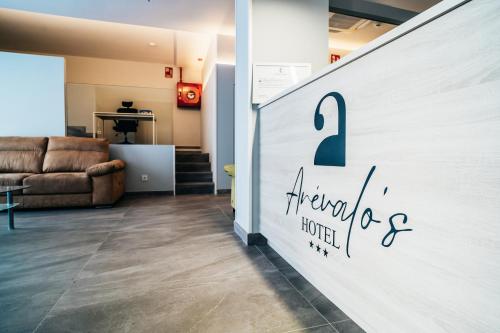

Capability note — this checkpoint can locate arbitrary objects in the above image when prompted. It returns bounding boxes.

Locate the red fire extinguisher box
[177,82,202,109]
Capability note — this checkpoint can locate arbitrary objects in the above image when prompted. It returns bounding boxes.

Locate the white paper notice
[252,63,311,104]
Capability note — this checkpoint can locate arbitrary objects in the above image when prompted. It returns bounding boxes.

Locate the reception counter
[258,0,500,332]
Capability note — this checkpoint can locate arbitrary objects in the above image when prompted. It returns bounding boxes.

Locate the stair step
[176,182,214,195]
[176,153,209,162]
[176,162,211,172]
[176,150,201,155]
[67,126,93,138]
[176,171,213,182]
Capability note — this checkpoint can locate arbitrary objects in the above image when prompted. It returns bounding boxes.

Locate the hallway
[0,194,362,333]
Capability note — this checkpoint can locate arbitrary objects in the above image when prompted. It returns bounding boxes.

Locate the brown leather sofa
[0,136,125,208]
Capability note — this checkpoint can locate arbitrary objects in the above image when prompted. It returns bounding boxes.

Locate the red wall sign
[164,67,173,78]
[330,54,341,63]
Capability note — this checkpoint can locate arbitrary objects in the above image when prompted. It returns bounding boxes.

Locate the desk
[93,112,157,144]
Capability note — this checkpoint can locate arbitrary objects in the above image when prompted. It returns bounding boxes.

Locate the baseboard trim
[217,189,231,194]
[233,221,268,246]
[94,205,113,209]
[233,222,248,244]
[248,233,268,246]
[176,146,201,150]
[124,191,174,196]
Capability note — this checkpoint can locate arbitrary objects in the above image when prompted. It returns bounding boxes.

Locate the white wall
[259,0,500,332]
[216,64,235,190]
[201,36,219,191]
[201,35,236,191]
[0,51,65,136]
[66,83,96,130]
[234,0,329,241]
[201,65,218,189]
[67,83,174,144]
[109,144,175,192]
[217,34,236,65]
[252,0,328,72]
[65,56,201,147]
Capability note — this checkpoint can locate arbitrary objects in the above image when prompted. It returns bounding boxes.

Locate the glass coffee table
[0,185,30,230]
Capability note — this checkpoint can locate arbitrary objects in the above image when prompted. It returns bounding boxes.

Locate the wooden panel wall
[259,1,500,332]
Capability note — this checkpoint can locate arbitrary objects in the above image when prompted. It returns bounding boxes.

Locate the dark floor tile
[37,270,329,333]
[276,265,323,299]
[0,280,67,333]
[118,210,232,233]
[123,204,220,219]
[284,324,338,333]
[310,295,350,324]
[75,236,277,287]
[14,206,129,222]
[331,320,366,333]
[258,245,293,270]
[0,193,361,333]
[11,217,123,234]
[0,231,106,333]
[265,254,350,323]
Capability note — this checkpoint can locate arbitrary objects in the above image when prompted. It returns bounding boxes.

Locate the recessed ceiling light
[148,42,157,47]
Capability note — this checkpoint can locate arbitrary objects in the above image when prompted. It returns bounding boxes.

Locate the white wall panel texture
[259,1,500,332]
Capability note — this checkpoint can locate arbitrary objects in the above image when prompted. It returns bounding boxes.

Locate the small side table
[0,185,30,230]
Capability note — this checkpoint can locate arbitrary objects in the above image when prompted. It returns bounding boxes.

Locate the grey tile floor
[0,194,365,333]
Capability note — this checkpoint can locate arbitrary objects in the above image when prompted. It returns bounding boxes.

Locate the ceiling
[0,0,235,69]
[328,13,395,55]
[364,0,442,13]
[0,0,235,35]
[0,0,438,66]
[328,0,440,56]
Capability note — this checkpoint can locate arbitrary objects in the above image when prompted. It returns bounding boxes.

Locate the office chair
[113,101,138,144]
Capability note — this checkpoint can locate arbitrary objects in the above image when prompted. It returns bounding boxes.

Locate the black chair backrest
[117,107,138,114]
[114,103,139,135]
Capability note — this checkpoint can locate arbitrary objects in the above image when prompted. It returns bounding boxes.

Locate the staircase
[67,126,93,138]
[175,149,215,195]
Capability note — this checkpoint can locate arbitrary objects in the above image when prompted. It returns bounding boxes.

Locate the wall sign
[252,63,311,104]
[259,1,500,332]
[330,54,341,63]
[286,91,412,259]
[164,67,173,78]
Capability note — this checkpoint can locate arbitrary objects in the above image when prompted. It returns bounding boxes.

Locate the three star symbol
[309,240,329,258]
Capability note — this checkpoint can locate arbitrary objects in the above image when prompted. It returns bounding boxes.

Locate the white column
[234,0,254,242]
[234,0,329,243]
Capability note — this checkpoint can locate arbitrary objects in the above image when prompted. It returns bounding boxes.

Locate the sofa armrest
[86,160,125,177]
[91,170,125,206]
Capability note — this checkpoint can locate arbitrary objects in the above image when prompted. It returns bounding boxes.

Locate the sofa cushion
[0,173,34,186]
[0,137,48,173]
[23,173,92,194]
[43,137,109,173]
